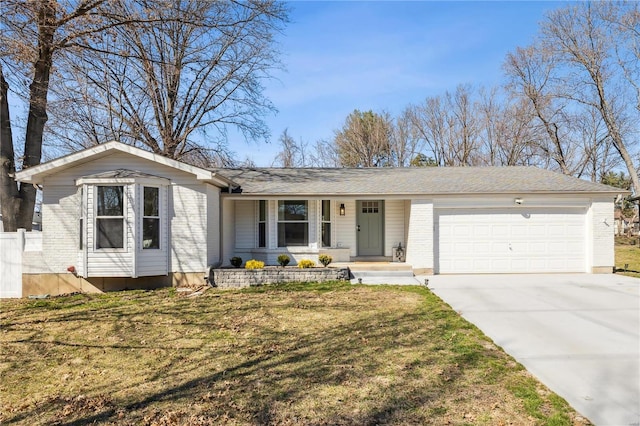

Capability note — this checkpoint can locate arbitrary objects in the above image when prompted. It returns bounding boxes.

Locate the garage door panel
[437,208,586,274]
[529,258,547,270]
[491,242,509,253]
[454,243,474,255]
[473,226,491,238]
[473,242,491,252]
[529,242,547,253]
[511,258,529,270]
[548,241,566,252]
[453,225,471,237]
[566,241,583,252]
[528,224,546,235]
[492,227,509,237]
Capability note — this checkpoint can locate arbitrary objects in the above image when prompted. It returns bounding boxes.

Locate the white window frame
[142,186,161,250]
[321,200,332,248]
[95,185,126,251]
[257,200,267,248]
[277,200,309,247]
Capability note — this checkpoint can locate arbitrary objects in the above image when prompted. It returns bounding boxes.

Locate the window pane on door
[143,218,160,249]
[144,187,159,216]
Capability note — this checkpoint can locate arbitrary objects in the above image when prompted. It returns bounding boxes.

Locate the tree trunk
[0,67,20,231]
[5,2,57,231]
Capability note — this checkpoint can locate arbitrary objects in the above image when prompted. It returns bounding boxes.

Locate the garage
[436,208,587,274]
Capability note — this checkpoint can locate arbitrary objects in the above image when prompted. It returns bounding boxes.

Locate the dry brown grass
[0,283,585,425]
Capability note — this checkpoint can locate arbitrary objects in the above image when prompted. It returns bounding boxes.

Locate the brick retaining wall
[211,267,350,289]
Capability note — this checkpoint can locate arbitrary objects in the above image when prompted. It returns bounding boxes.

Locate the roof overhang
[221,190,626,200]
[14,141,236,188]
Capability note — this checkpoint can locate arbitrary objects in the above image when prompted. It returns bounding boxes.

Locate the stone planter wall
[212,267,350,289]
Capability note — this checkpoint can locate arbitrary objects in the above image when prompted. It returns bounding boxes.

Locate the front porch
[222,197,432,272]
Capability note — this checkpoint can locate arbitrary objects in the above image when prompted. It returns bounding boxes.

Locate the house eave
[221,190,627,200]
[14,141,236,188]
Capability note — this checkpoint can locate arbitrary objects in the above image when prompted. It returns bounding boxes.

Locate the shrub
[318,254,333,267]
[277,254,290,267]
[245,259,265,270]
[230,257,242,268]
[297,259,315,269]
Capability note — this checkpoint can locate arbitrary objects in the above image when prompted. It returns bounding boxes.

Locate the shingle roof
[215,166,623,196]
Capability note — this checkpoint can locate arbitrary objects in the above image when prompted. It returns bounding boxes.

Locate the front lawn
[0,283,585,425]
[615,237,640,278]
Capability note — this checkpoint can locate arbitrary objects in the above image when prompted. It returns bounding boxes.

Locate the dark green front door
[357,200,384,256]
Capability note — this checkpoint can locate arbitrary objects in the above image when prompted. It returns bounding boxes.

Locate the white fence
[0,230,42,298]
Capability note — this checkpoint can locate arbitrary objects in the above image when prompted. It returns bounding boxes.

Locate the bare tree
[1,0,126,231]
[51,0,287,161]
[409,85,481,167]
[477,88,539,167]
[504,46,582,175]
[575,107,619,182]
[273,128,307,167]
[0,0,287,231]
[539,2,639,192]
[334,110,393,167]
[308,139,339,168]
[389,108,424,167]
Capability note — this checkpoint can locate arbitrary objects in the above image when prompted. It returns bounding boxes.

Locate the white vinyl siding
[136,185,168,277]
[384,199,405,256]
[308,200,317,247]
[170,184,208,273]
[437,208,587,274]
[235,200,256,248]
[206,184,221,266]
[335,200,356,256]
[268,200,278,249]
[48,152,202,186]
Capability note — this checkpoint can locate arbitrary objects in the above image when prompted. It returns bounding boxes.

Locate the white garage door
[437,208,586,274]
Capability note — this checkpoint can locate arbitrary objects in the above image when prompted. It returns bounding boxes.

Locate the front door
[357,200,384,256]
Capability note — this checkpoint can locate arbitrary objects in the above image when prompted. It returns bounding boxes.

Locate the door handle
[357,225,360,232]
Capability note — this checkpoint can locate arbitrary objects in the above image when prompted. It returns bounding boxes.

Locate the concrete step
[335,262,413,272]
[348,266,418,285]
[350,270,414,277]
[350,274,420,285]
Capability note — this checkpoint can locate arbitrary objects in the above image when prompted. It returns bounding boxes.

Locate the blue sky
[234,1,565,166]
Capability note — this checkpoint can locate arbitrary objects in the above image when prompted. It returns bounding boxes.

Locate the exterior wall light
[339,203,346,216]
[514,198,523,205]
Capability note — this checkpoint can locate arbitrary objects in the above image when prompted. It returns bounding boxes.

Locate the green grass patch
[0,284,586,425]
[615,243,640,278]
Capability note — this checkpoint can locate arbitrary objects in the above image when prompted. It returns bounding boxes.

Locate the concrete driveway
[425,274,640,426]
